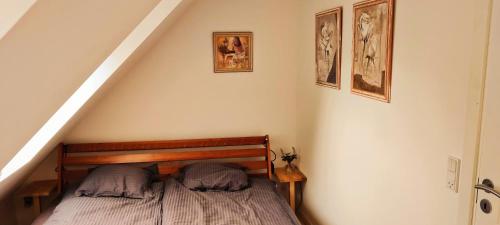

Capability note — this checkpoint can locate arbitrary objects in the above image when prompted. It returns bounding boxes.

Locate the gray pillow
[182,162,249,191]
[75,165,153,199]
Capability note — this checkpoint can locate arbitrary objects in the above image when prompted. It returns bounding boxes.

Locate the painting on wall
[351,0,394,102]
[213,32,253,73]
[315,7,342,89]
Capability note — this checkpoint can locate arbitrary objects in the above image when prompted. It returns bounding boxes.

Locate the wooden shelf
[274,167,306,183]
[17,180,57,216]
[274,167,306,213]
[18,180,57,197]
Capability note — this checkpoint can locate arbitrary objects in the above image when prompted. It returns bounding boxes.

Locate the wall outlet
[446,156,460,193]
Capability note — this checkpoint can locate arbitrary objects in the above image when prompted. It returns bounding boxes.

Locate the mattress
[42,182,164,225]
[161,178,301,225]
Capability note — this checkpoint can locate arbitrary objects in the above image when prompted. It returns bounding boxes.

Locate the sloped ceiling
[0,0,38,41]
[0,0,194,200]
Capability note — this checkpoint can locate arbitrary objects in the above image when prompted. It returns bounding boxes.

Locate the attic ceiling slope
[0,0,193,200]
[0,0,38,41]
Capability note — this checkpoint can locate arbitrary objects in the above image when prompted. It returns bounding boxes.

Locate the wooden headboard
[55,135,272,193]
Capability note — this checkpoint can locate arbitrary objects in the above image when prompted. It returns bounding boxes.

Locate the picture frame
[351,0,394,102]
[315,7,343,89]
[213,32,253,73]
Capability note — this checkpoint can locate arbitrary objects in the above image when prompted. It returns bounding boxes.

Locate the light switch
[447,156,460,193]
[448,158,457,172]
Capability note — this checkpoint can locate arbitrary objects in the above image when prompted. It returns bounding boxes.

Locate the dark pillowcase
[75,164,154,199]
[181,162,249,191]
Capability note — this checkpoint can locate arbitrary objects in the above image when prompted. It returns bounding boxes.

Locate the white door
[472,1,500,224]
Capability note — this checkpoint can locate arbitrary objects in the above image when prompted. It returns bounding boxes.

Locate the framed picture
[213,32,253,73]
[315,7,342,89]
[351,0,394,102]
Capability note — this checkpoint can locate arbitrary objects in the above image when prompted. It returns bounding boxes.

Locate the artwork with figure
[213,32,253,73]
[315,8,342,88]
[352,0,394,102]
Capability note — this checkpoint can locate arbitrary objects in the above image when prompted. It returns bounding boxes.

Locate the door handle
[475,184,500,199]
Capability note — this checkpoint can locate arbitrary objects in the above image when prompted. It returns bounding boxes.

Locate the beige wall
[20,0,493,225]
[0,0,159,223]
[64,0,300,152]
[0,0,37,40]
[296,0,490,225]
[0,0,159,179]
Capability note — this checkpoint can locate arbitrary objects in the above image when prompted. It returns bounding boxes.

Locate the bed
[162,177,300,225]
[42,182,164,225]
[36,135,301,225]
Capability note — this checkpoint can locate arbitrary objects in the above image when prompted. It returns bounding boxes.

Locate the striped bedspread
[162,178,301,225]
[43,182,164,225]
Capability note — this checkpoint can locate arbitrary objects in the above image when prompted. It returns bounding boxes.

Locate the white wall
[296,0,490,225]
[64,0,300,152]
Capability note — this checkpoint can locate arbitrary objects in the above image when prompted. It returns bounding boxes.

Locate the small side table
[17,180,57,216]
[274,167,306,212]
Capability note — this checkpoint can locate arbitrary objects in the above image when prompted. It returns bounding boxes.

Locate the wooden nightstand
[17,180,57,216]
[274,167,306,212]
